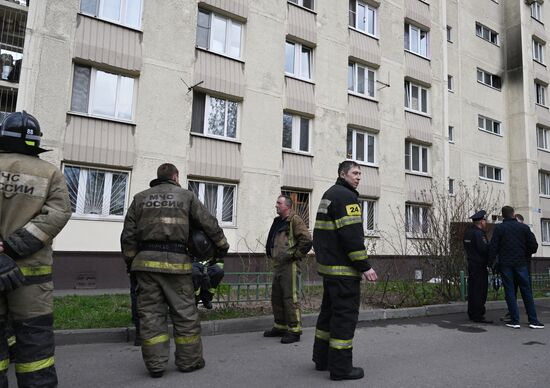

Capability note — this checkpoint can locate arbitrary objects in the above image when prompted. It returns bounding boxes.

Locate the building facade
[3,0,549,288]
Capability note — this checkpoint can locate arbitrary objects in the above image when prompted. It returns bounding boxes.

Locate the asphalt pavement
[6,300,550,388]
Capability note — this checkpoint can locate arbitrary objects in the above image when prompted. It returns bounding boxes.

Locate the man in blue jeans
[489,206,544,329]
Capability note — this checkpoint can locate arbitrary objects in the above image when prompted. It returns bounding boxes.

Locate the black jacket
[463,224,489,266]
[489,217,538,267]
[313,177,371,278]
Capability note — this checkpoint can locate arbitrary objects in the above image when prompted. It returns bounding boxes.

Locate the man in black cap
[463,210,492,323]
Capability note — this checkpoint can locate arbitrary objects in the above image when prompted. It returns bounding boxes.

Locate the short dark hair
[338,160,360,176]
[278,194,293,207]
[501,206,514,219]
[157,163,179,180]
[515,213,524,222]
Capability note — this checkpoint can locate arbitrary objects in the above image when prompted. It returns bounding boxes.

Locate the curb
[54,298,544,346]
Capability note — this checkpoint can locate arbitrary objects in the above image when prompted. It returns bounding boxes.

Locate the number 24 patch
[346,204,361,216]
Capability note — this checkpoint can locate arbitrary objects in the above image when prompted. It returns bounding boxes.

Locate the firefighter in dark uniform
[121,163,228,378]
[0,111,72,388]
[312,161,378,381]
[463,210,492,324]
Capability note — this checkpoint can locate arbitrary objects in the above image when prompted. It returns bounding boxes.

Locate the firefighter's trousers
[0,282,57,388]
[192,263,224,304]
[270,261,301,334]
[135,272,202,373]
[312,276,360,376]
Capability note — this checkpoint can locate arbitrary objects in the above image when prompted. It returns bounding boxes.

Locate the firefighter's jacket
[313,177,371,278]
[266,210,312,267]
[0,152,72,281]
[121,178,229,274]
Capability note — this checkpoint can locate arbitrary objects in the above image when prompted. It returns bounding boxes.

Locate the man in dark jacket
[489,206,543,329]
[312,161,377,381]
[463,210,491,323]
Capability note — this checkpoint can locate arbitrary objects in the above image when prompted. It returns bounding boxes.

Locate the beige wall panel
[284,77,316,115]
[540,197,550,219]
[357,166,380,198]
[405,111,432,144]
[404,0,431,29]
[194,50,245,97]
[74,15,142,71]
[533,22,546,42]
[287,4,316,44]
[534,63,550,85]
[349,30,380,66]
[199,0,248,19]
[347,95,380,130]
[405,52,431,85]
[282,153,313,190]
[536,104,550,124]
[63,115,134,167]
[406,174,433,204]
[188,136,242,181]
[538,150,550,172]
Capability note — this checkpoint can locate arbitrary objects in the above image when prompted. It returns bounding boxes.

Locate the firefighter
[121,163,229,378]
[0,111,72,388]
[312,161,378,381]
[263,194,312,344]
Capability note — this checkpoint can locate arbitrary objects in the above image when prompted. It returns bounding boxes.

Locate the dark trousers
[192,263,224,304]
[312,277,361,376]
[500,265,539,324]
[467,263,488,320]
[130,273,140,337]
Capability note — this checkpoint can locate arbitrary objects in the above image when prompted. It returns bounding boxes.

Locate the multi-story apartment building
[3,0,548,288]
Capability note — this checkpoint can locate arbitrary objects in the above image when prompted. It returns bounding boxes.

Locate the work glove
[0,253,26,292]
[215,246,229,259]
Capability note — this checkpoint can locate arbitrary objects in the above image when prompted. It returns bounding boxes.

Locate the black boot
[281,332,301,344]
[263,328,286,337]
[330,367,365,381]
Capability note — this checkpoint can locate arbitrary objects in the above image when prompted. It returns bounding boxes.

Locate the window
[191,92,239,140]
[475,22,499,45]
[404,23,429,57]
[80,0,142,29]
[478,115,501,135]
[348,62,376,98]
[539,170,550,196]
[533,39,545,63]
[285,41,312,80]
[448,179,455,195]
[283,112,310,153]
[288,0,314,10]
[541,219,550,244]
[476,68,501,89]
[349,1,377,36]
[405,204,429,236]
[479,163,502,182]
[405,141,429,174]
[447,75,454,91]
[447,25,452,42]
[196,9,243,59]
[64,165,129,218]
[281,190,310,228]
[537,125,550,150]
[404,80,429,114]
[70,65,135,120]
[188,180,236,226]
[448,126,455,143]
[536,82,547,106]
[361,198,377,234]
[347,128,376,165]
[531,2,542,21]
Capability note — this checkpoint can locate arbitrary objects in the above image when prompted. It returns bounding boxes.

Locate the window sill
[70,215,125,222]
[531,17,544,26]
[479,177,504,184]
[347,26,379,41]
[406,171,432,178]
[190,132,242,145]
[536,103,549,109]
[418,0,430,6]
[448,140,455,144]
[534,59,546,67]
[364,232,380,238]
[404,49,431,62]
[348,91,378,103]
[476,80,501,91]
[195,47,245,64]
[283,149,313,158]
[540,194,550,199]
[78,12,143,33]
[448,89,454,93]
[404,108,431,119]
[478,128,503,137]
[284,74,315,85]
[347,159,378,168]
[537,147,550,153]
[67,111,136,126]
[476,35,500,48]
[287,1,317,15]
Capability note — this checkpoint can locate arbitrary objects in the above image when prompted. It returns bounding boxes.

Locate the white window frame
[405,204,429,237]
[537,125,550,151]
[478,115,502,136]
[196,9,243,59]
[536,82,547,106]
[285,41,313,81]
[188,180,237,227]
[81,0,143,29]
[404,80,429,115]
[288,0,314,11]
[203,95,239,140]
[476,68,502,90]
[533,39,545,64]
[531,2,542,22]
[405,23,429,58]
[347,128,377,166]
[282,112,311,153]
[448,126,455,143]
[360,198,377,235]
[349,1,377,37]
[348,61,376,98]
[541,219,550,244]
[405,141,429,175]
[479,163,503,182]
[475,22,499,45]
[63,164,130,219]
[539,170,550,197]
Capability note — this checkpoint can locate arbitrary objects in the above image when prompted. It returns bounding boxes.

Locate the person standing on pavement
[489,206,543,329]
[0,111,72,388]
[121,163,229,378]
[264,194,312,344]
[463,210,492,324]
[312,161,378,381]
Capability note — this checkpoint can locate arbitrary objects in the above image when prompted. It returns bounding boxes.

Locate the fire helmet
[188,229,217,261]
[0,111,48,155]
